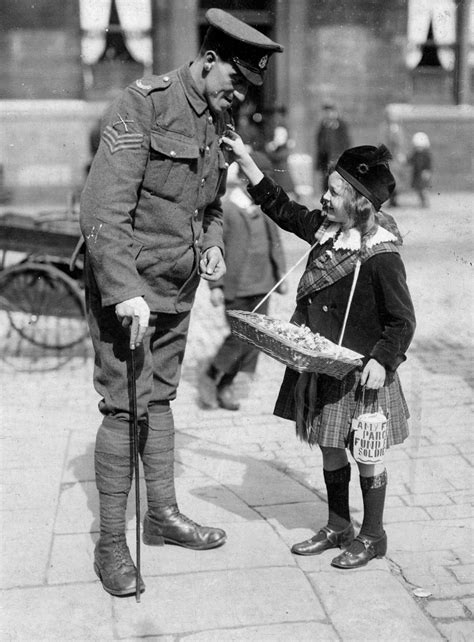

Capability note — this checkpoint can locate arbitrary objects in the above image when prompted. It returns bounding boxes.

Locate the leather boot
[291,523,354,556]
[95,418,144,596]
[94,533,145,596]
[142,505,227,550]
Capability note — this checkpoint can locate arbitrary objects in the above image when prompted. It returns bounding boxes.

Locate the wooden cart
[0,210,87,350]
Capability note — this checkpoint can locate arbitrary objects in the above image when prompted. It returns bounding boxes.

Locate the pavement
[0,190,473,641]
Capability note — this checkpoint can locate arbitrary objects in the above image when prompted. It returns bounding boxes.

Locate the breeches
[87,305,191,422]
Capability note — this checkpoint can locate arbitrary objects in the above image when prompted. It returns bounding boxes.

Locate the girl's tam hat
[335,145,396,210]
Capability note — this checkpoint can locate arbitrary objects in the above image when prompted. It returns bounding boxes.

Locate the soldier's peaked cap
[205,8,283,87]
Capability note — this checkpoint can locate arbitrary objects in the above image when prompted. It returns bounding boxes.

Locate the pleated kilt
[273,366,409,449]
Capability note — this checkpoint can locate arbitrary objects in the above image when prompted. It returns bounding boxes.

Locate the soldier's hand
[115,296,150,349]
[199,247,226,281]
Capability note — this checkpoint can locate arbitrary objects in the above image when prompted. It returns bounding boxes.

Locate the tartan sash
[296,226,400,302]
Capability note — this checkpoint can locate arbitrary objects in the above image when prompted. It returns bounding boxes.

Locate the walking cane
[129,318,141,603]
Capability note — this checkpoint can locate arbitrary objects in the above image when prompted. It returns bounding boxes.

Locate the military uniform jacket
[80,64,231,313]
[248,176,416,373]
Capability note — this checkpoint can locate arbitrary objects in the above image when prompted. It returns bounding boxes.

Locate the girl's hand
[360,358,386,389]
[221,131,248,162]
[221,133,264,186]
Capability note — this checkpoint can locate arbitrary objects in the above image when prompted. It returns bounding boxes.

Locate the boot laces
[111,535,134,570]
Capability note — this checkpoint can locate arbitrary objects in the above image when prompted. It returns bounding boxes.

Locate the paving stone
[437,621,474,641]
[48,532,97,584]
[0,466,62,511]
[307,568,441,640]
[449,564,474,584]
[256,501,328,543]
[449,549,474,565]
[433,583,474,599]
[426,504,473,520]
[425,599,467,619]
[405,492,454,507]
[0,584,113,640]
[412,444,459,458]
[144,521,296,577]
[184,621,339,641]
[388,520,471,552]
[384,505,431,523]
[1,433,68,470]
[114,567,325,638]
[1,509,54,589]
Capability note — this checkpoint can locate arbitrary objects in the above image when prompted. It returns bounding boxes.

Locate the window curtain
[407,0,456,70]
[116,0,152,67]
[79,0,152,67]
[80,0,112,66]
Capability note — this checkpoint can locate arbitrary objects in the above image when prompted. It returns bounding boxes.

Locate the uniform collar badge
[136,78,152,91]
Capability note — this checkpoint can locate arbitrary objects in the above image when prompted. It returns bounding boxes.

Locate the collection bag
[351,388,388,464]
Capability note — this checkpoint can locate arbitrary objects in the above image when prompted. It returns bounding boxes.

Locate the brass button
[170,150,176,157]
[208,116,213,123]
[322,305,329,312]
[163,76,170,82]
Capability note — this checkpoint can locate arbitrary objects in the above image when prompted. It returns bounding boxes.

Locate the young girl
[222,132,416,569]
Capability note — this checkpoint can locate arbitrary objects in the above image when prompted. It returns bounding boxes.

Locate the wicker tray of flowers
[227,311,363,379]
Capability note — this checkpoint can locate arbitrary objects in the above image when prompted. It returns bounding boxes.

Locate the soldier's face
[205,58,250,113]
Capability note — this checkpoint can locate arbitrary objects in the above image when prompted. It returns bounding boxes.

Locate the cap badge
[258,55,268,69]
[356,163,369,175]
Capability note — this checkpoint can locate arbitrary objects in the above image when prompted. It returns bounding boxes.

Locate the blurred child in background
[408,132,432,208]
[199,152,287,411]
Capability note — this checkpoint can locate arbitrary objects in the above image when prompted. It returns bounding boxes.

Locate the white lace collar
[318,223,397,251]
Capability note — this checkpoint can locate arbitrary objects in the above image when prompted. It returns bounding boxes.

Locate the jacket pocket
[145,129,200,202]
[150,130,199,159]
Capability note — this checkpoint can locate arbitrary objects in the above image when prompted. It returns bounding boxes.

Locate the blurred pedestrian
[266,123,296,196]
[408,132,432,208]
[315,102,351,191]
[80,8,283,598]
[221,131,416,569]
[384,122,407,207]
[199,152,287,411]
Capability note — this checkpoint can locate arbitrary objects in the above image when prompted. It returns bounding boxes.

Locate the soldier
[80,8,283,597]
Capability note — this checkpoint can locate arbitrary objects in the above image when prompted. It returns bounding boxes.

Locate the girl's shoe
[330,532,387,569]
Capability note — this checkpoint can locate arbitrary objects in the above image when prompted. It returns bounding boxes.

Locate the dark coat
[80,64,231,313]
[315,118,351,172]
[248,176,416,371]
[409,149,432,189]
[210,187,286,302]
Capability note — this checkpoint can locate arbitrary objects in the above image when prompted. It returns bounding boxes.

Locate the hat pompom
[372,144,392,165]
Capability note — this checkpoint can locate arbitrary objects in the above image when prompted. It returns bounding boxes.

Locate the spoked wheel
[0,262,88,349]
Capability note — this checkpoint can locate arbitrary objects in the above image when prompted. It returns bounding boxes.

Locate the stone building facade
[0,0,472,201]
